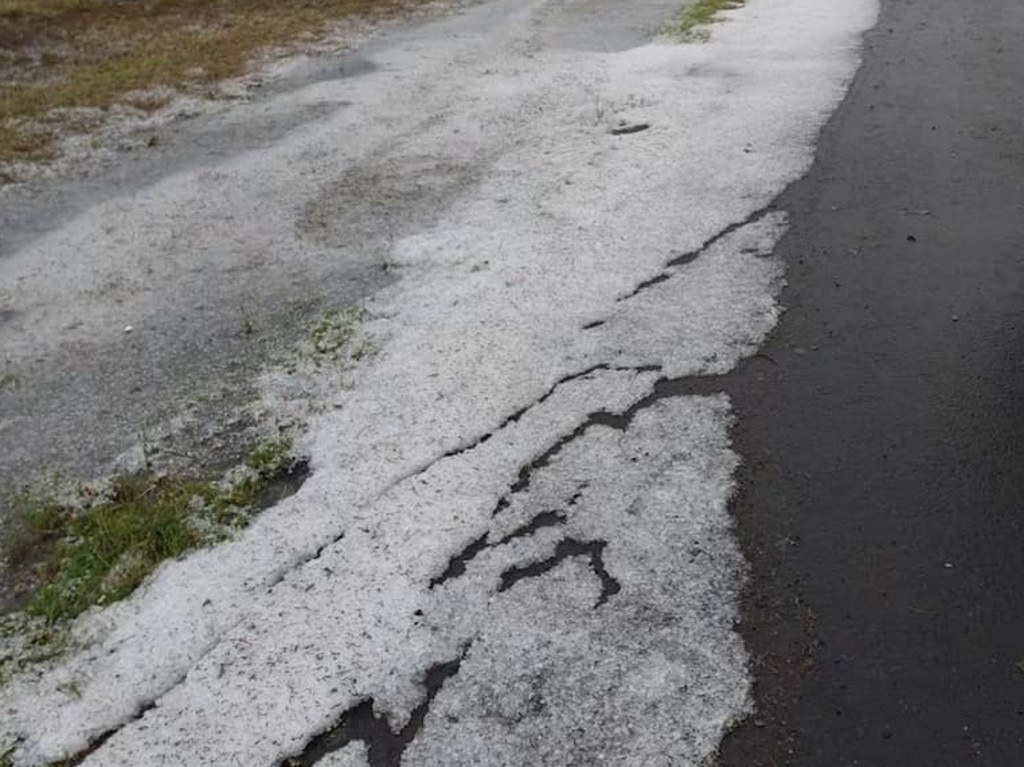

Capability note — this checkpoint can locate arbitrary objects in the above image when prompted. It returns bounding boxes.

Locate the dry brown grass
[0,0,428,166]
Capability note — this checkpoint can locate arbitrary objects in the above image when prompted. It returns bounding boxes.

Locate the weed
[223,437,298,508]
[309,307,364,355]
[666,0,745,42]
[246,438,293,476]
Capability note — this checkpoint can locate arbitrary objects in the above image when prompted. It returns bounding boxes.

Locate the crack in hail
[209,363,665,671]
[490,370,718,519]
[281,646,471,767]
[263,532,348,592]
[428,504,575,589]
[497,538,621,608]
[481,374,729,608]
[617,206,778,302]
[260,354,665,601]
[38,608,267,767]
[46,700,158,767]
[437,363,612,462]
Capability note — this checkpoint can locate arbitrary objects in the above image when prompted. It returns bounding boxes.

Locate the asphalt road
[718,0,1024,764]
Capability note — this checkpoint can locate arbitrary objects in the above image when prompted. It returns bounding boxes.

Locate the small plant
[223,437,298,508]
[246,438,292,475]
[309,307,364,355]
[666,0,745,42]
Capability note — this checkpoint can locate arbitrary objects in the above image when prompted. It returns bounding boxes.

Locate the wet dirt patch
[296,156,480,256]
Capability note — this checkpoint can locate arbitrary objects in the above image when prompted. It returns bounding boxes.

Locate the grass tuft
[309,307,364,355]
[1,437,299,625]
[20,474,214,622]
[667,0,745,42]
[246,438,293,476]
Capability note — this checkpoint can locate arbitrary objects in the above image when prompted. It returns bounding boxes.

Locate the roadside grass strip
[667,0,745,42]
[0,434,300,692]
[0,0,432,167]
[0,438,296,626]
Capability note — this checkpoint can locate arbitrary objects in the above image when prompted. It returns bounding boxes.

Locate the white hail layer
[0,0,878,764]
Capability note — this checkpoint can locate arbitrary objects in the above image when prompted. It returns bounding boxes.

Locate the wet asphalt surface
[718,0,1024,765]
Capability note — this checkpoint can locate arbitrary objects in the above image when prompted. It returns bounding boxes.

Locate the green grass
[1,437,297,625]
[20,474,216,622]
[667,0,745,42]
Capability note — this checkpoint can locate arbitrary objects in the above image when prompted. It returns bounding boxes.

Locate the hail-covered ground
[0,0,877,764]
